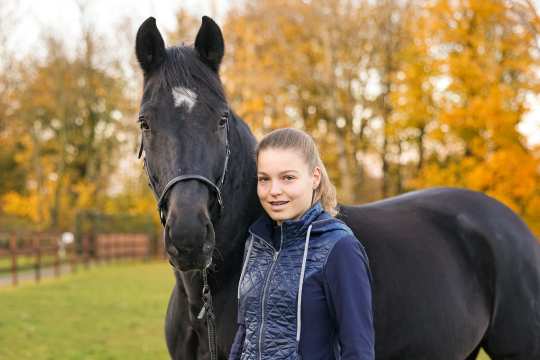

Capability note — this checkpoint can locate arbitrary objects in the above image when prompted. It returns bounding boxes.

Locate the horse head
[135,16,232,272]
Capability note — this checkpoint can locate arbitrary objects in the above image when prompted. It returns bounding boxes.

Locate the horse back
[338,186,540,359]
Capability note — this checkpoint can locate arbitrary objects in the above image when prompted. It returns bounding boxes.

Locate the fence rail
[0,232,151,287]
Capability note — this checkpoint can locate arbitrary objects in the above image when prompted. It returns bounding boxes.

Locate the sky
[5,0,540,147]
[10,0,228,45]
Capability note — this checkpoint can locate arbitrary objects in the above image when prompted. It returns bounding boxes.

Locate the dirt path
[0,264,75,287]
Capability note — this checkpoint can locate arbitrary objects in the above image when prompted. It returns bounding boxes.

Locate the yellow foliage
[102,185,161,229]
[1,191,42,223]
[404,0,540,236]
[73,181,97,210]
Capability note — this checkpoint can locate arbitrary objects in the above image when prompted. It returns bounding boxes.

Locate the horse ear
[195,16,224,73]
[135,17,166,75]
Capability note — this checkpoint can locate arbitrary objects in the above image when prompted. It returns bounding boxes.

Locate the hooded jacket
[229,202,375,360]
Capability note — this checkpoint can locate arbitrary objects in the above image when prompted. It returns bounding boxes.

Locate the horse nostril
[202,243,212,253]
[167,245,179,257]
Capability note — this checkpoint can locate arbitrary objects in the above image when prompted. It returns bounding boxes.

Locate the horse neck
[213,113,263,279]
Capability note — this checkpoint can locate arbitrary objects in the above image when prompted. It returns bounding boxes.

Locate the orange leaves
[419,147,540,227]
[1,191,41,223]
[467,148,539,198]
[219,0,540,228]
[0,29,135,230]
[406,0,540,235]
[73,181,97,210]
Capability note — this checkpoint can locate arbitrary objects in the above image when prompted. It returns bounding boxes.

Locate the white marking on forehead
[172,86,198,112]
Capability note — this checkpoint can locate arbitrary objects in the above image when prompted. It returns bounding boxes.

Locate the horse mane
[159,46,226,106]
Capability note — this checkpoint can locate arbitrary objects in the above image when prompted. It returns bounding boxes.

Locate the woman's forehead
[257,148,309,173]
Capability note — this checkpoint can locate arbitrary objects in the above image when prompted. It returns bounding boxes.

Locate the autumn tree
[167,1,540,237]
[0,2,25,197]
[221,0,387,203]
[406,0,540,235]
[1,32,131,229]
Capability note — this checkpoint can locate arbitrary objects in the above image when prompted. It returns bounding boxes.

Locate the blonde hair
[256,128,339,216]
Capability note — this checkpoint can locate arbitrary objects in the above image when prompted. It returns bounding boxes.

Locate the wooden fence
[0,232,151,287]
[94,233,150,260]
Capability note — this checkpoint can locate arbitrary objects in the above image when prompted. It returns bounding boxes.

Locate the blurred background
[0,0,539,359]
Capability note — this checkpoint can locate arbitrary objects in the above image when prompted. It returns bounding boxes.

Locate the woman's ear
[313,167,322,189]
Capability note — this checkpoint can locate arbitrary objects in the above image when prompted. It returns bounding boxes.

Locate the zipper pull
[197,303,207,320]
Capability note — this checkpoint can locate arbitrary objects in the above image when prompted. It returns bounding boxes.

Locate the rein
[138,111,231,360]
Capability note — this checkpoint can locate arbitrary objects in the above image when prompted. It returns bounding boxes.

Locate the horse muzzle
[164,208,215,271]
[166,241,213,271]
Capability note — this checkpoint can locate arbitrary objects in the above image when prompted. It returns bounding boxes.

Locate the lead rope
[197,268,218,360]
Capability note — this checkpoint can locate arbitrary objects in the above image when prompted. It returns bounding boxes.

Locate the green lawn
[0,260,492,360]
[0,261,174,360]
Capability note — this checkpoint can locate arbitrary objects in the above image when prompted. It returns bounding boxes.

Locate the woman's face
[257,148,321,225]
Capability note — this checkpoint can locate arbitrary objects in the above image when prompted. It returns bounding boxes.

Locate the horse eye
[138,115,150,131]
[219,112,228,127]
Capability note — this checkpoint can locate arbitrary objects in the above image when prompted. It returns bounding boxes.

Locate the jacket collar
[249,201,331,246]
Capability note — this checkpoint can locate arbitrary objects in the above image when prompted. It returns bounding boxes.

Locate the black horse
[134,16,540,360]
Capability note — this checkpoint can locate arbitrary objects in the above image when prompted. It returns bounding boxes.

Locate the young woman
[229,128,375,360]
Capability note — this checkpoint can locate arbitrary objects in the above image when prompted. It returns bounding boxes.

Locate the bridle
[137,109,231,360]
[137,110,231,227]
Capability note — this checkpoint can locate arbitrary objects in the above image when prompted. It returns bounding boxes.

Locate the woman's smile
[269,200,290,210]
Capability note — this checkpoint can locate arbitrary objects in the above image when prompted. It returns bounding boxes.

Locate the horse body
[135,16,540,360]
[340,188,540,359]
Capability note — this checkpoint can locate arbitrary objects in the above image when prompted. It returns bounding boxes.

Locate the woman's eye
[258,177,268,183]
[284,176,295,181]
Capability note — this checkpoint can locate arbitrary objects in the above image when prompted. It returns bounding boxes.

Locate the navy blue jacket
[229,202,375,360]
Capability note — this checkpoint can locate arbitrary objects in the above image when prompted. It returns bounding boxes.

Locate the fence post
[110,235,113,263]
[118,234,122,261]
[129,234,134,261]
[33,235,41,283]
[69,243,77,273]
[118,235,121,262]
[10,234,17,286]
[83,236,90,269]
[101,235,105,263]
[54,237,60,278]
[144,235,150,261]
[134,235,138,260]
[108,235,113,263]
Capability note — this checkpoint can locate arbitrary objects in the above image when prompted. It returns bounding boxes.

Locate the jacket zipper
[258,225,283,360]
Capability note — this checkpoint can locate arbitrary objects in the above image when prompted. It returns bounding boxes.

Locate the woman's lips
[269,201,289,209]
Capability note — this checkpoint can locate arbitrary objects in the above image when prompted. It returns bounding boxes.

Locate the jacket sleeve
[228,323,245,360]
[324,234,375,360]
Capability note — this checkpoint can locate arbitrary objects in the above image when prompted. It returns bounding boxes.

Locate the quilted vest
[237,202,353,360]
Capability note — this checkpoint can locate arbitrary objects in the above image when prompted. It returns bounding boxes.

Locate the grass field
[0,261,174,360]
[0,261,492,359]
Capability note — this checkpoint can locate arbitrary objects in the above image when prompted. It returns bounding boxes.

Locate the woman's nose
[269,181,282,195]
